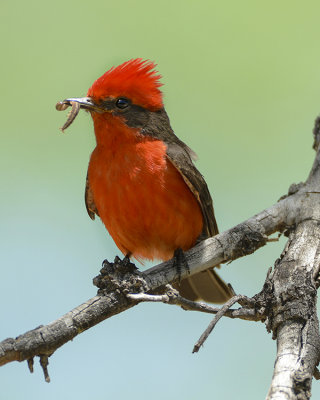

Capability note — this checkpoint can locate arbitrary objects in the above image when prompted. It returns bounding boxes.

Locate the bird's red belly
[88,140,203,261]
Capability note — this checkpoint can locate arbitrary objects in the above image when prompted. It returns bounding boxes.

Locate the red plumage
[87,58,163,110]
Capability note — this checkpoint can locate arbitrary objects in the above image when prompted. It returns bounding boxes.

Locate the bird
[60,58,232,303]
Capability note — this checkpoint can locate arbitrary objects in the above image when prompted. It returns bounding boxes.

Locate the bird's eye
[115,98,129,109]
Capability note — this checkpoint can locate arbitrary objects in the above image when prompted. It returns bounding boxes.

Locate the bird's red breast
[88,111,203,261]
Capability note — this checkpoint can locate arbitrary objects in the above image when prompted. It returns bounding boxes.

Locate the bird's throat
[91,112,143,149]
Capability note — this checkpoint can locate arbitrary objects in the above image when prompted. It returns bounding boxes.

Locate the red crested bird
[60,59,232,303]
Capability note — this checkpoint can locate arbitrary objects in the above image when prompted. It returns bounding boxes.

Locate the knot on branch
[277,271,317,323]
[288,182,305,196]
[278,182,305,202]
[224,222,268,260]
[93,256,150,296]
[250,268,275,328]
[256,264,318,335]
[252,265,318,338]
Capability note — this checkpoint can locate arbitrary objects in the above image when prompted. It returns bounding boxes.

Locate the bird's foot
[94,254,147,295]
[100,254,137,278]
[173,248,189,282]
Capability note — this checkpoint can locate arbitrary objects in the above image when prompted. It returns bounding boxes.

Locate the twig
[192,295,245,353]
[127,287,261,321]
[27,358,34,374]
[314,367,320,380]
[39,355,50,383]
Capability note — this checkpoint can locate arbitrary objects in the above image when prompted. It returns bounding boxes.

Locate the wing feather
[165,142,218,238]
[143,109,218,237]
[85,174,99,220]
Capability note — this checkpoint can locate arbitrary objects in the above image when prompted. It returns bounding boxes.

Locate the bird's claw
[173,248,189,282]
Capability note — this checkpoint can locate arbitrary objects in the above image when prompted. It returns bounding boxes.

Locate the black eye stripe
[116,98,130,109]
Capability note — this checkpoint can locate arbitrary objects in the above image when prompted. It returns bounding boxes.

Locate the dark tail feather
[177,268,232,304]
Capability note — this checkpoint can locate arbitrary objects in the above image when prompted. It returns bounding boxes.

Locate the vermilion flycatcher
[58,59,232,303]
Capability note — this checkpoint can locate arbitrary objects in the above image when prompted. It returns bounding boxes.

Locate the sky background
[1,0,320,398]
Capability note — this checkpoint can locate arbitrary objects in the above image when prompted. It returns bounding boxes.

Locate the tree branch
[265,221,320,399]
[0,189,300,371]
[1,116,320,399]
[127,286,261,322]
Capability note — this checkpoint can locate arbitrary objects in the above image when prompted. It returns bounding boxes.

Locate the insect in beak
[56,97,99,132]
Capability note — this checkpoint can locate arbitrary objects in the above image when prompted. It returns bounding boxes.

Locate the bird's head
[63,59,164,120]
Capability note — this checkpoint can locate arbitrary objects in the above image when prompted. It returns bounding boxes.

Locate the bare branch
[192,295,251,353]
[0,190,299,370]
[265,220,320,400]
[1,114,320,399]
[39,355,50,383]
[127,286,261,321]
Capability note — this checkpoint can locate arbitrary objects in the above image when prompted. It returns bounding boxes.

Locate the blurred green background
[1,0,319,398]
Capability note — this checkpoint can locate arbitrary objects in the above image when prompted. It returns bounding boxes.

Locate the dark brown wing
[143,109,232,303]
[142,108,218,238]
[165,142,218,239]
[85,173,99,220]
[165,143,232,303]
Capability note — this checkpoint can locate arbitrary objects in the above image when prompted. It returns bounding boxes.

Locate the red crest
[87,58,163,110]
